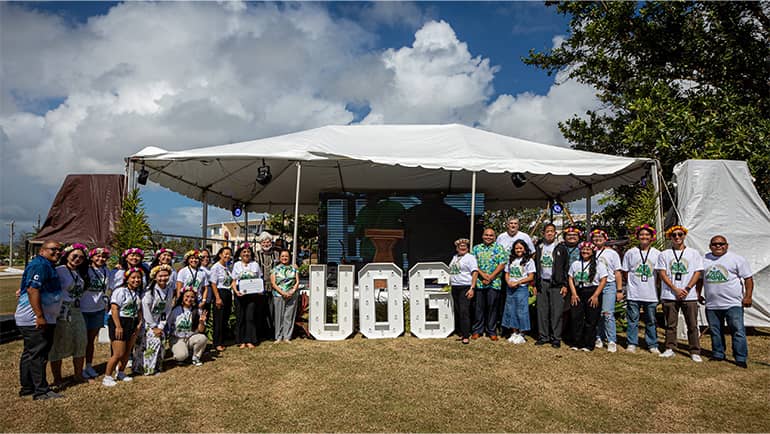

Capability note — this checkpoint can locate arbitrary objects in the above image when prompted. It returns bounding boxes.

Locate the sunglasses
[670,232,686,238]
[710,242,727,247]
[70,254,85,260]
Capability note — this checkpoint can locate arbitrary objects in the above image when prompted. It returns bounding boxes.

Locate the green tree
[112,188,153,253]
[525,1,770,205]
[266,213,319,250]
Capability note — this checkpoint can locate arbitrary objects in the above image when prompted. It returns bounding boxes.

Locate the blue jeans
[596,281,617,343]
[626,300,658,349]
[472,288,500,336]
[706,306,748,363]
[502,285,530,331]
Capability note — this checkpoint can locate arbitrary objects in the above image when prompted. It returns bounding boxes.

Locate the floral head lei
[63,243,89,256]
[634,224,657,241]
[665,225,688,239]
[155,248,176,259]
[149,264,173,280]
[239,242,251,250]
[122,247,144,258]
[589,229,608,240]
[562,226,582,238]
[124,266,144,279]
[89,247,111,258]
[578,241,595,251]
[183,249,200,261]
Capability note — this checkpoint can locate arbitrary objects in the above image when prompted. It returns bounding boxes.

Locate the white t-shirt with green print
[622,246,661,302]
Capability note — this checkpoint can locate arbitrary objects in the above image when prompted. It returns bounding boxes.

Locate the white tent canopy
[129,124,654,213]
[674,160,770,327]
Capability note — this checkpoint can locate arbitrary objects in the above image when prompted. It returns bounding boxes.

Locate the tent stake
[292,161,302,266]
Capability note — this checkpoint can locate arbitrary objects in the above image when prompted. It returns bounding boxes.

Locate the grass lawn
[1,329,768,432]
[0,277,21,315]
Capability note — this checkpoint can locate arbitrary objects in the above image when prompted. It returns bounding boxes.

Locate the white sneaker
[85,365,99,378]
[192,357,203,367]
[627,345,637,353]
[570,346,579,351]
[660,349,676,358]
[595,338,603,349]
[116,372,133,382]
[607,342,617,353]
[691,354,703,363]
[126,359,132,370]
[514,334,526,345]
[507,335,517,343]
[649,347,661,355]
[581,347,591,352]
[102,376,117,387]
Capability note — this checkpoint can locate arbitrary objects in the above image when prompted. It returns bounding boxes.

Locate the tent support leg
[585,185,593,233]
[292,161,302,266]
[201,190,208,250]
[651,160,665,237]
[126,160,136,193]
[245,210,249,245]
[469,171,477,247]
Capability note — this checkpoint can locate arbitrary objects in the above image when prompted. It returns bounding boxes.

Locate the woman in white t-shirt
[140,265,174,375]
[103,267,144,387]
[567,241,608,351]
[503,240,536,345]
[167,288,208,366]
[590,229,623,353]
[82,246,112,379]
[176,250,210,308]
[232,243,263,348]
[621,225,661,354]
[448,238,478,345]
[209,246,234,351]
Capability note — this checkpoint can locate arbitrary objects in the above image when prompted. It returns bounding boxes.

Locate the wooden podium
[364,229,404,263]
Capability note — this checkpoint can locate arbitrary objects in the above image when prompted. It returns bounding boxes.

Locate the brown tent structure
[32,174,125,247]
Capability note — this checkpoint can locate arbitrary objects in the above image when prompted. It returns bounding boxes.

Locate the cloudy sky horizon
[0,1,601,242]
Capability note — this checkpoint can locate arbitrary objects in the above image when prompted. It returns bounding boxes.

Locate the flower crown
[63,243,89,254]
[665,225,688,238]
[239,242,251,250]
[122,247,144,258]
[589,229,608,240]
[634,224,657,241]
[183,249,200,261]
[578,241,595,250]
[562,226,582,238]
[89,247,111,258]
[155,248,176,258]
[124,266,144,278]
[150,264,173,280]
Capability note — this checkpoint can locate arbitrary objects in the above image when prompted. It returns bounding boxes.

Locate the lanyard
[186,266,199,287]
[67,267,81,290]
[91,266,107,288]
[672,247,686,264]
[639,247,651,268]
[579,259,590,286]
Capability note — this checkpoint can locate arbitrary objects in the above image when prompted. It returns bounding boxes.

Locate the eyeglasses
[670,232,686,238]
[70,254,85,260]
[710,242,727,247]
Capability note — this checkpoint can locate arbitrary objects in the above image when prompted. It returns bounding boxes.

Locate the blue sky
[1,1,602,242]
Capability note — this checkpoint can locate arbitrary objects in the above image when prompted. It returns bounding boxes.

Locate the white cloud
[0,3,599,238]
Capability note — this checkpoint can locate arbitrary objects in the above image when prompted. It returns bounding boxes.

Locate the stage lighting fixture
[232,203,244,218]
[511,172,527,188]
[137,164,150,185]
[256,159,272,186]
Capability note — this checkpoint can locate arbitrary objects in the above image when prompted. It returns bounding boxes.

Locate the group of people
[447,217,754,368]
[14,232,299,400]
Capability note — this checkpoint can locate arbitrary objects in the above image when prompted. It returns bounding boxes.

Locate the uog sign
[309,262,455,341]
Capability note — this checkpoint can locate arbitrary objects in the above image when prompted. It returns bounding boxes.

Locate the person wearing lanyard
[167,288,208,366]
[503,240,536,344]
[697,235,754,368]
[198,248,213,310]
[15,241,64,400]
[49,243,90,387]
[567,241,609,351]
[82,247,112,379]
[590,229,624,353]
[655,225,704,362]
[534,223,570,348]
[622,225,662,354]
[113,247,149,289]
[560,225,583,346]
[470,228,507,341]
[176,250,210,309]
[149,248,177,290]
[448,238,478,345]
[141,265,174,375]
[103,267,144,387]
[232,243,264,348]
[210,246,235,351]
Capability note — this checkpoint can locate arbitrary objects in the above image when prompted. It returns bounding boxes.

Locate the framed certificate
[239,278,265,295]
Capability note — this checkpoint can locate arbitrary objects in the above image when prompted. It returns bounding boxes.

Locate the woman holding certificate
[232,243,263,348]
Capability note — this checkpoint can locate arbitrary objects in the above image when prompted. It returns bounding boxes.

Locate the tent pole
[469,171,477,247]
[201,190,208,250]
[292,161,302,266]
[651,160,665,237]
[244,209,248,245]
[126,160,136,193]
[585,185,593,233]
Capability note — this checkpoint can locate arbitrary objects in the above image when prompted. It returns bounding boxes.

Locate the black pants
[537,280,565,342]
[213,289,233,347]
[236,293,268,344]
[472,288,500,336]
[18,325,56,397]
[569,286,601,349]
[452,285,472,339]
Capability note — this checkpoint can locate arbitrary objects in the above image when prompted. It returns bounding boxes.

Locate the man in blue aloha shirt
[15,240,64,400]
[470,228,508,340]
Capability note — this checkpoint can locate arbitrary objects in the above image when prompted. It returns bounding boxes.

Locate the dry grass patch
[0,330,768,432]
